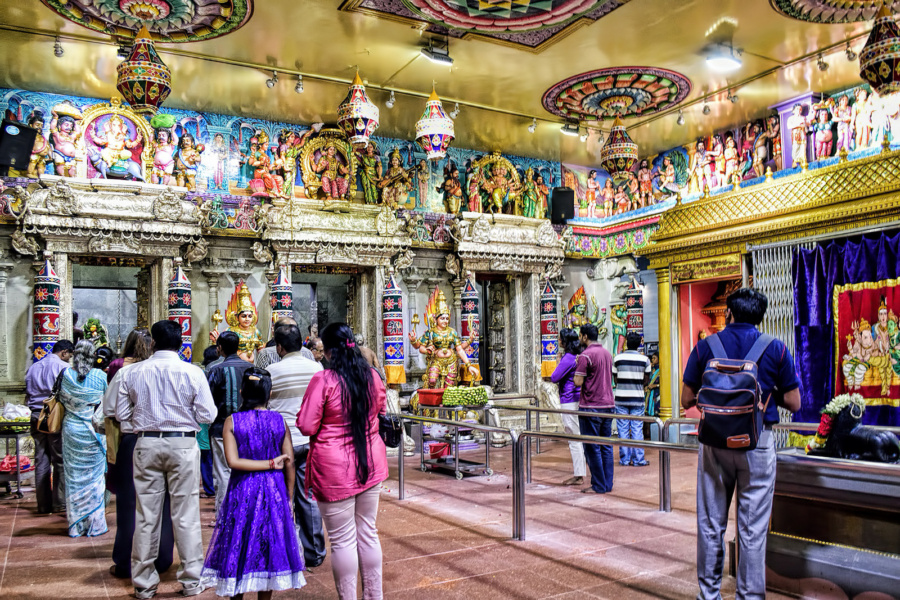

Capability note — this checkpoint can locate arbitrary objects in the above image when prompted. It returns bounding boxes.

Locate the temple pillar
[54,252,71,345]
[657,267,678,420]
[150,257,174,324]
[202,267,225,343]
[0,256,15,378]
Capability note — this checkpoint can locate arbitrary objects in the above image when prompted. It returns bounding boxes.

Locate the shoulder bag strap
[744,333,774,365]
[705,334,728,360]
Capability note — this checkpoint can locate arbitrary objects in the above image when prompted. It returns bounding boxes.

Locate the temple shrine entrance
[478,275,510,394]
[290,265,361,340]
[71,258,143,351]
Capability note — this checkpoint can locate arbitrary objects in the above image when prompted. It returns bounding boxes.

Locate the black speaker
[0,120,38,176]
[550,187,575,224]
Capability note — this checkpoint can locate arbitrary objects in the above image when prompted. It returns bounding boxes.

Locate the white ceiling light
[560,121,579,136]
[845,42,857,62]
[702,100,711,115]
[528,118,536,133]
[676,110,685,126]
[449,103,460,119]
[294,75,303,93]
[385,91,395,109]
[266,71,278,88]
[421,36,453,66]
[580,127,589,142]
[53,36,63,58]
[706,42,742,72]
[728,90,739,103]
[817,53,829,72]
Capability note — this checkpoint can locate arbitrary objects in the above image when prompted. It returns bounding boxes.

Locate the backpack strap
[744,333,774,365]
[705,333,728,360]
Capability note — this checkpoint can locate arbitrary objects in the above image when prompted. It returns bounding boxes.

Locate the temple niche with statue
[3,1,900,598]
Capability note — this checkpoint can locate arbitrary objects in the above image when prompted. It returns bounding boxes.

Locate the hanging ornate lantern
[337,72,380,148]
[599,116,639,183]
[116,25,172,114]
[859,6,900,96]
[415,88,455,160]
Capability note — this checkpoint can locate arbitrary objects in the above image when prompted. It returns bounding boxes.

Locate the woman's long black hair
[321,322,374,486]
[559,328,582,356]
[239,366,272,412]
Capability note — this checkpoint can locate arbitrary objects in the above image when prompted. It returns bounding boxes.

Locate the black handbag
[378,413,402,449]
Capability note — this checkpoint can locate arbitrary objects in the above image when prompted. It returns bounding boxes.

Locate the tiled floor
[0,442,795,599]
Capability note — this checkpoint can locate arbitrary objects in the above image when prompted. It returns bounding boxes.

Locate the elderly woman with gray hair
[60,340,109,537]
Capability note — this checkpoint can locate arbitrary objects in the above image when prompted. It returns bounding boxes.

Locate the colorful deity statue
[439,164,464,214]
[787,103,809,167]
[853,88,872,150]
[174,133,204,191]
[750,122,772,179]
[414,159,429,209]
[766,115,783,171]
[211,281,264,361]
[149,113,178,185]
[356,142,383,205]
[626,171,640,208]
[637,159,653,207]
[709,134,725,188]
[564,286,606,332]
[834,94,853,154]
[521,167,540,218]
[83,318,110,349]
[467,164,483,212]
[687,141,705,194]
[408,287,477,388]
[314,144,350,200]
[600,178,615,217]
[49,104,83,178]
[610,304,627,354]
[810,100,835,161]
[88,114,144,180]
[211,133,228,191]
[278,126,317,199]
[585,169,599,219]
[614,184,630,215]
[244,132,284,198]
[483,163,512,214]
[379,149,411,208]
[535,173,549,218]
[26,112,51,178]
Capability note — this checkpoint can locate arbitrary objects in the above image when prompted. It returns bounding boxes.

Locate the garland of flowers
[805,393,866,453]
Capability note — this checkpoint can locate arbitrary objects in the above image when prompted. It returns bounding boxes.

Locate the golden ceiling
[0,0,876,164]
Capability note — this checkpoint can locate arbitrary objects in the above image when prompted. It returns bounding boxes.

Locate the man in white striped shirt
[116,320,217,599]
[612,332,652,467]
[265,324,326,567]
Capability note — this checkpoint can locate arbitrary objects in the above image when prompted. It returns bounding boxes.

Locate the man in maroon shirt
[573,323,615,493]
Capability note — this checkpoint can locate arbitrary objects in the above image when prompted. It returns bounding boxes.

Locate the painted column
[460,272,481,383]
[150,257,174,324]
[625,280,644,351]
[381,268,406,385]
[0,257,14,377]
[656,267,677,420]
[270,266,293,330]
[167,259,192,362]
[540,279,559,378]
[33,256,60,363]
[203,268,224,342]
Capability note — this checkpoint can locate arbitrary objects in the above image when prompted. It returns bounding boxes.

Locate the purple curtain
[792,231,900,426]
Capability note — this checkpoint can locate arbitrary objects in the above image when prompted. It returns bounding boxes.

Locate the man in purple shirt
[25,339,74,513]
[573,324,615,493]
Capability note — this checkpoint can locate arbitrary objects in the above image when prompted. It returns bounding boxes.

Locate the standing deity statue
[810,101,835,161]
[710,134,725,188]
[852,88,872,150]
[687,141,704,194]
[149,113,178,185]
[535,173,549,218]
[750,122,771,178]
[356,142,383,205]
[834,94,853,155]
[564,286,607,336]
[467,164,483,212]
[766,115,782,172]
[637,160,653,207]
[599,178,615,217]
[211,133,228,190]
[49,104,83,178]
[585,170,599,218]
[439,164,464,214]
[787,103,809,167]
[174,133,204,191]
[314,144,350,200]
[408,287,477,389]
[279,126,318,199]
[610,304,627,354]
[483,163,512,214]
[25,112,51,178]
[210,281,264,361]
[521,167,539,218]
[379,149,411,209]
[723,135,739,185]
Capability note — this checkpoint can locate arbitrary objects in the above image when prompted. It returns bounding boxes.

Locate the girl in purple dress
[202,367,306,599]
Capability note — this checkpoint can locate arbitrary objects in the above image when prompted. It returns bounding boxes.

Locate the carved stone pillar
[202,268,225,342]
[136,267,151,329]
[150,257,174,324]
[0,257,15,378]
[54,252,72,346]
[373,266,386,359]
[401,271,423,364]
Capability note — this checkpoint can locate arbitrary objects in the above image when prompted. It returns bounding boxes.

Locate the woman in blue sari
[61,340,109,537]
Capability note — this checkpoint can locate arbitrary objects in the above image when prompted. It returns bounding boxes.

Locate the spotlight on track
[728,90,739,104]
[266,71,278,89]
[54,36,63,58]
[560,120,579,137]
[294,75,304,93]
[386,91,395,109]
[449,103,460,119]
[702,100,710,116]
[676,110,685,126]
[817,53,829,72]
[845,42,857,62]
[528,118,537,133]
[580,128,589,142]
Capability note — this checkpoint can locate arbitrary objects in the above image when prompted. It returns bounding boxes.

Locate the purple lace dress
[202,410,306,596]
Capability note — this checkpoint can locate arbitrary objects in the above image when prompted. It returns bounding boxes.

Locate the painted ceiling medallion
[769,0,900,23]
[339,0,629,52]
[39,0,253,42]
[542,67,691,123]
[400,0,611,33]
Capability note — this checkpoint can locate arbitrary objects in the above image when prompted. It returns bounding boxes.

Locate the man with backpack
[681,288,801,600]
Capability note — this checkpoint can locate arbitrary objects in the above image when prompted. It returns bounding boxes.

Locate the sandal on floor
[562,476,583,486]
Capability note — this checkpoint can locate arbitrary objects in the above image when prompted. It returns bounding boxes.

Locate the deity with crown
[408,287,477,389]
[210,281,264,361]
[564,286,606,332]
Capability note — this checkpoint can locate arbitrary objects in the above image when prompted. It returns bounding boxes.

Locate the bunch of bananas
[0,415,30,432]
[442,386,488,407]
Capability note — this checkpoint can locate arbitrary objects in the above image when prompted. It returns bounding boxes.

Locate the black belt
[138,431,196,438]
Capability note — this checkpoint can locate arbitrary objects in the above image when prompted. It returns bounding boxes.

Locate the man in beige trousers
[116,320,217,599]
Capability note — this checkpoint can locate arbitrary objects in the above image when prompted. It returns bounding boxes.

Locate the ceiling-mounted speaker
[0,119,38,176]
[550,187,574,224]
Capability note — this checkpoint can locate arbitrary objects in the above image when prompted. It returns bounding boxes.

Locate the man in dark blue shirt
[681,288,801,600]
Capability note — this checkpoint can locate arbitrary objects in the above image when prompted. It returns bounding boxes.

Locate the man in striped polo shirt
[613,332,652,467]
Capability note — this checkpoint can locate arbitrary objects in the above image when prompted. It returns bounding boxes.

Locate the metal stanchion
[398,435,405,501]
[525,409,532,484]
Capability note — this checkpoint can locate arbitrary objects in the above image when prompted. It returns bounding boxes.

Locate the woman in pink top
[297,322,387,600]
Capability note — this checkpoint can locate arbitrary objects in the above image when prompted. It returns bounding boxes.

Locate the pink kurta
[297,369,388,502]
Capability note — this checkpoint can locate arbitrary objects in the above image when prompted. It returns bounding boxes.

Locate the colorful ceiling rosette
[859,6,900,97]
[599,117,638,183]
[542,67,692,123]
[339,0,628,51]
[415,89,455,160]
[337,72,380,149]
[39,0,253,42]
[116,25,171,114]
[769,0,899,23]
